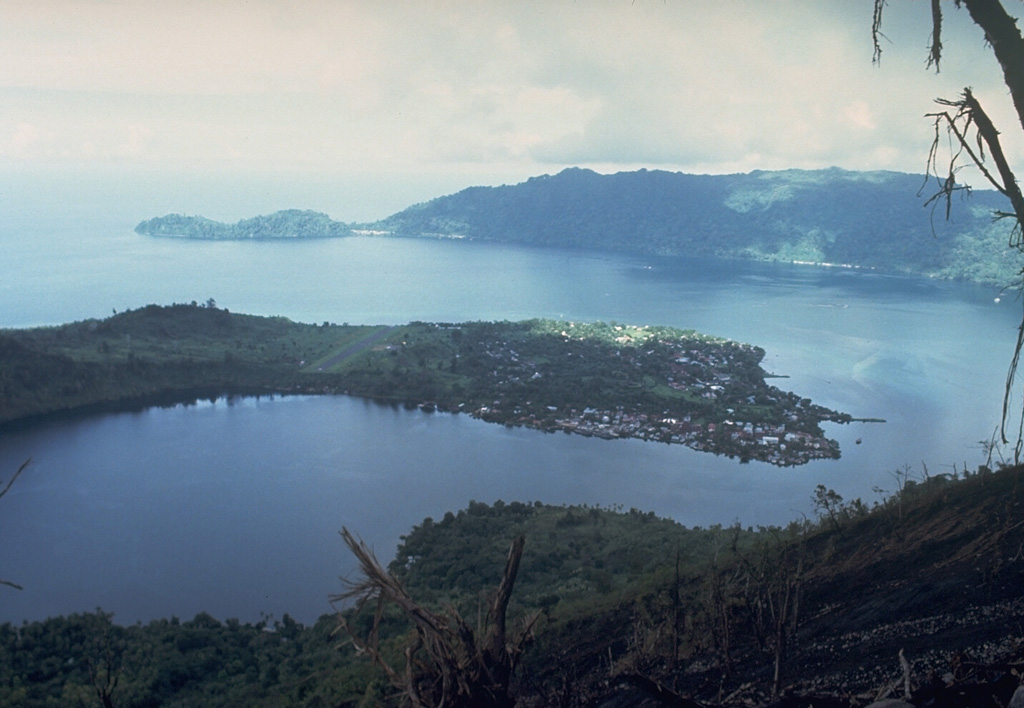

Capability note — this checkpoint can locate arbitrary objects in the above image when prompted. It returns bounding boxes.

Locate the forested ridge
[2,464,1022,707]
[132,168,1018,286]
[370,167,1018,285]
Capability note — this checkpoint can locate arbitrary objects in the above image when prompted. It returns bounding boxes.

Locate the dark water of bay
[0,213,1019,624]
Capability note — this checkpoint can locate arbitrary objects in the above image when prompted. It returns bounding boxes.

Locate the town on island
[376,320,853,467]
[1,305,871,467]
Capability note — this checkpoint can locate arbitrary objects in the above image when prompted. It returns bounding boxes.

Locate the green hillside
[372,167,1018,285]
[132,169,1021,285]
[2,464,1021,707]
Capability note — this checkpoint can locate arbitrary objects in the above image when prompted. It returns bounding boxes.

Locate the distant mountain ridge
[135,209,351,240]
[135,168,1020,285]
[369,167,1018,285]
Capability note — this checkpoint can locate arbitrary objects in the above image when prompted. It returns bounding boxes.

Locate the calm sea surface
[0,213,1019,624]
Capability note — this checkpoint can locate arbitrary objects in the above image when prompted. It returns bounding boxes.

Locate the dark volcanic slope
[529,466,1024,708]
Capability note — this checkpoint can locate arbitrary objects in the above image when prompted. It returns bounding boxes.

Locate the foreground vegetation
[2,463,1022,707]
[0,304,851,465]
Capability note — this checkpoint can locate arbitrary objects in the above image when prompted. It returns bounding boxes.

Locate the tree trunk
[961,0,1024,133]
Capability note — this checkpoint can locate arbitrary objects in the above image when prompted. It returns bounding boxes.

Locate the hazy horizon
[3,2,1021,225]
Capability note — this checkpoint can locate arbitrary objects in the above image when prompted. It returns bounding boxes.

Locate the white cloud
[6,122,44,159]
[843,101,876,131]
[0,0,1020,194]
[117,123,153,158]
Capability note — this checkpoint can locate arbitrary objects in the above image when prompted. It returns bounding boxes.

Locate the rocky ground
[525,468,1024,708]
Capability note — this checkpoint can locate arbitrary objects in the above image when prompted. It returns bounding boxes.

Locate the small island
[0,305,859,466]
[135,210,351,240]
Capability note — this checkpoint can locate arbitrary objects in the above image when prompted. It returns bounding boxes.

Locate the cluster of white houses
[460,330,842,466]
[470,404,838,467]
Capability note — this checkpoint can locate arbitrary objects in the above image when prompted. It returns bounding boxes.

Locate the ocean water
[0,205,1019,624]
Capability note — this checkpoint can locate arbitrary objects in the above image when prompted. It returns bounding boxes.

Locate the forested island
[136,168,1019,285]
[135,210,351,240]
[0,304,855,466]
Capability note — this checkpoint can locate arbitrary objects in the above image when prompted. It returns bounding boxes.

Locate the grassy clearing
[303,325,394,372]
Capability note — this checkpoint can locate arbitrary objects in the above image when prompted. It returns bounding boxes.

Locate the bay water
[0,212,1019,624]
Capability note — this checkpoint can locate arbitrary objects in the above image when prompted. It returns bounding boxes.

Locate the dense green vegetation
[0,609,362,708]
[0,500,736,708]
[135,210,351,240]
[134,168,1019,282]
[3,464,1021,707]
[370,167,1019,286]
[388,500,747,612]
[0,305,848,465]
[133,168,1019,284]
[0,303,364,425]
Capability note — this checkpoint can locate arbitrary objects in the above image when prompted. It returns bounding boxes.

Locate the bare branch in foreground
[0,458,30,502]
[332,527,537,708]
[1,459,30,591]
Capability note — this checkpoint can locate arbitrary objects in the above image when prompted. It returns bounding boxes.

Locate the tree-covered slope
[387,500,739,612]
[372,167,1017,284]
[9,465,1022,708]
[2,465,1022,707]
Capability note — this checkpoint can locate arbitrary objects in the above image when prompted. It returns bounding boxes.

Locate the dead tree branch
[928,0,943,70]
[333,528,537,708]
[0,458,29,503]
[0,459,30,591]
[877,0,1024,460]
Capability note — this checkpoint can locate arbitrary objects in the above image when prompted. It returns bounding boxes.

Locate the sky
[1,0,1021,222]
